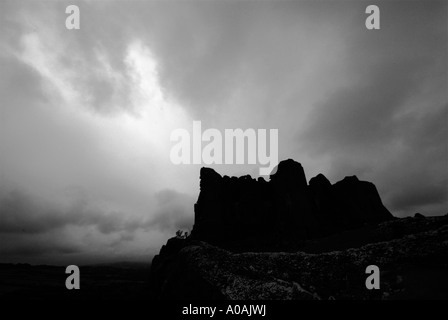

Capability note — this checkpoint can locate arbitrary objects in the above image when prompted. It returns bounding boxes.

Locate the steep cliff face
[191,159,393,249]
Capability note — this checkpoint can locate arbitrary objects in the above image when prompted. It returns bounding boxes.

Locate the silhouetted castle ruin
[190,159,393,249]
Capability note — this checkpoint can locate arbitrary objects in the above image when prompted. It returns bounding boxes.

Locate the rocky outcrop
[191,159,393,250]
[150,160,447,299]
[150,216,448,299]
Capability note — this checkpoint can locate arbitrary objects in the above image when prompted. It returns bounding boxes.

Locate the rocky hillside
[150,159,448,299]
[151,216,448,299]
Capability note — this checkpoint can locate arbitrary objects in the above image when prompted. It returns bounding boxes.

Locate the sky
[0,0,446,265]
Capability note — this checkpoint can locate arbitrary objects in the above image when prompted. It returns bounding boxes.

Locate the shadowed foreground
[151,216,448,299]
[150,159,448,299]
[0,262,151,300]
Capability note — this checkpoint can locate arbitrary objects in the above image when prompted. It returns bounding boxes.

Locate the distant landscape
[0,262,151,300]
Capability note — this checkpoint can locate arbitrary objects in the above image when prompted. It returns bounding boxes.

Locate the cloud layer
[0,0,446,264]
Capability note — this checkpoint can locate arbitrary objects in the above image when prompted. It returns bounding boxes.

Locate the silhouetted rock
[332,175,392,227]
[309,173,331,189]
[270,158,308,191]
[190,159,393,249]
[414,213,425,219]
[150,158,447,299]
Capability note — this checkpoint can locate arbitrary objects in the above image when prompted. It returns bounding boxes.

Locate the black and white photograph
[0,0,447,311]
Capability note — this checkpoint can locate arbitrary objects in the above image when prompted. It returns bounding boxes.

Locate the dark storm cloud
[0,187,196,262]
[0,55,45,109]
[0,0,446,265]
[302,0,446,152]
[382,105,448,214]
[106,0,356,120]
[302,61,418,153]
[0,234,80,256]
[146,189,195,232]
[298,0,447,215]
[0,0,136,116]
[0,190,140,235]
[389,179,447,213]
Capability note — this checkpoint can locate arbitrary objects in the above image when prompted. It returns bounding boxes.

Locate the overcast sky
[0,0,446,265]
